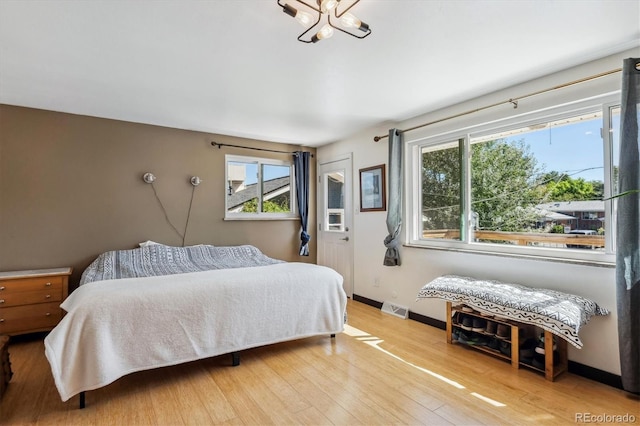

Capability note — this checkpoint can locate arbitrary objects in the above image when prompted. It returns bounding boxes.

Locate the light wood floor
[1,299,638,425]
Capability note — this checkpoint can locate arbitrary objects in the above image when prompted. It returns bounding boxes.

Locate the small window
[225,155,296,219]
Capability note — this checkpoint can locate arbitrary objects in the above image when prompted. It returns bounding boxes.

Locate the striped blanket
[80,244,283,285]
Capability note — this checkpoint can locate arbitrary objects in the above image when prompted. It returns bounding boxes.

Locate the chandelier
[277,0,372,43]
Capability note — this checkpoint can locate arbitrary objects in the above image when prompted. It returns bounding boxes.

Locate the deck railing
[422,229,605,248]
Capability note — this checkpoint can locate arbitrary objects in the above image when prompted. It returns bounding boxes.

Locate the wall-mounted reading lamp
[142,172,156,184]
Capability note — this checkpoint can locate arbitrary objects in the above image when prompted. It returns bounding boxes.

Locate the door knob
[340,236,349,241]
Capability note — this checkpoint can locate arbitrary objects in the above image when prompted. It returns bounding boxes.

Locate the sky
[503,112,619,183]
[231,162,290,186]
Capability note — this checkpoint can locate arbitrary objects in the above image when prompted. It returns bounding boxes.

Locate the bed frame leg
[79,391,86,409]
[231,352,240,367]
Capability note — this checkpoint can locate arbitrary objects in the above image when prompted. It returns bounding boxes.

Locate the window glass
[409,99,619,261]
[470,111,605,250]
[421,141,462,240]
[260,164,292,213]
[225,156,295,219]
[325,171,345,231]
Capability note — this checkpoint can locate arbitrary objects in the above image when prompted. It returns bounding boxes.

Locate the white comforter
[45,262,346,402]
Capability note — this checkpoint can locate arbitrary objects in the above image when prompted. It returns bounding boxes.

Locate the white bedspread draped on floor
[45,263,346,402]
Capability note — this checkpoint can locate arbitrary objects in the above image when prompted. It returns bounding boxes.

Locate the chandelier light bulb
[295,10,314,26]
[311,23,334,42]
[341,12,360,28]
[320,0,338,13]
[341,12,369,32]
[283,3,313,27]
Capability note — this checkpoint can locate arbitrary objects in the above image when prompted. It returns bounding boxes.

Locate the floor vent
[381,301,409,319]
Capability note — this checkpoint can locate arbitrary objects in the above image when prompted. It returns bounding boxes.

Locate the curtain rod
[211,141,314,157]
[373,67,623,142]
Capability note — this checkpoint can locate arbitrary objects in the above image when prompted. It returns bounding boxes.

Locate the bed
[44,244,347,405]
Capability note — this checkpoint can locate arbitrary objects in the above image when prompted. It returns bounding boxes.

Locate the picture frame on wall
[359,164,386,212]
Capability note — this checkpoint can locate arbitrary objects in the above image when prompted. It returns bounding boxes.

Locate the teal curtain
[384,129,403,266]
[616,58,640,394]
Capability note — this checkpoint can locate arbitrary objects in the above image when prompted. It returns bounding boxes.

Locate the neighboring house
[536,200,605,231]
[227,176,291,212]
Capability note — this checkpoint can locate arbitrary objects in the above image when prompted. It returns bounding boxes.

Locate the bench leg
[79,391,86,409]
[330,334,335,338]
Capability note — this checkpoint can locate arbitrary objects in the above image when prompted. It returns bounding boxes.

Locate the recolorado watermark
[575,412,637,423]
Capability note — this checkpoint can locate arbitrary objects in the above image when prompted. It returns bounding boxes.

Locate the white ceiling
[1,1,638,147]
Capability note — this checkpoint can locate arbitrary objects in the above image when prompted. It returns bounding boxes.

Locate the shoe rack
[446,301,568,381]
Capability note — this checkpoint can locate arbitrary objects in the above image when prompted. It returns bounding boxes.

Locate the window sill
[404,243,615,268]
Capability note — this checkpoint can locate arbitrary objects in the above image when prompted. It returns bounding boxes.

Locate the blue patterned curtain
[294,151,311,256]
[616,57,640,394]
[384,129,403,266]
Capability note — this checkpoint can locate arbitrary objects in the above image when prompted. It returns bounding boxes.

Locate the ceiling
[1,1,638,147]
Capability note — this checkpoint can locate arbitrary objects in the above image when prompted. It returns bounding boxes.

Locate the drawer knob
[45,312,51,316]
[0,319,4,322]
[45,294,51,299]
[45,282,52,287]
[0,286,5,291]
[0,299,4,304]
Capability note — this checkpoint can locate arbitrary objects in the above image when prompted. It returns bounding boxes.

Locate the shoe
[472,317,487,332]
[485,321,497,336]
[452,329,460,341]
[458,331,472,344]
[499,341,511,356]
[488,337,500,350]
[535,333,557,355]
[520,338,537,359]
[496,324,510,339]
[470,334,489,346]
[461,305,474,313]
[461,315,474,331]
[532,354,545,370]
[452,311,462,326]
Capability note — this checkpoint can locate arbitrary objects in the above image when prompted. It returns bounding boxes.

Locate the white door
[317,156,353,297]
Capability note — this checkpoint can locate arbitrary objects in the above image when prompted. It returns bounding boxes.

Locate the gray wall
[0,105,316,290]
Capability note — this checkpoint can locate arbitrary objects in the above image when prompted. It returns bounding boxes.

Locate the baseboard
[352,294,624,391]
[352,294,382,309]
[567,361,623,389]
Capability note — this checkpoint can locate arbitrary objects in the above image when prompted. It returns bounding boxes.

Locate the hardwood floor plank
[1,299,637,425]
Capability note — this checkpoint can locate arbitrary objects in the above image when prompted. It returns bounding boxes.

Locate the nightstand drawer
[0,276,63,293]
[0,302,62,334]
[0,288,62,307]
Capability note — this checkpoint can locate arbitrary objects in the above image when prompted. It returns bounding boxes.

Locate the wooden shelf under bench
[0,267,72,336]
[446,301,567,381]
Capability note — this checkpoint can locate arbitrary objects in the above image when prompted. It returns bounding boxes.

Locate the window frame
[224,154,297,220]
[406,93,620,264]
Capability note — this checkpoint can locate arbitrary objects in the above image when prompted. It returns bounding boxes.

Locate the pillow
[138,240,163,247]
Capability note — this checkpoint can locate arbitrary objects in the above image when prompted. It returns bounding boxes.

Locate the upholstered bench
[417,275,609,349]
[0,335,12,398]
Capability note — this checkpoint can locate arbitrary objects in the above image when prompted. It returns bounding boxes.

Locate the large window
[409,97,620,263]
[225,155,296,219]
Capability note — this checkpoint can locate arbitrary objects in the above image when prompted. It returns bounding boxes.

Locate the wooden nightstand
[0,268,72,335]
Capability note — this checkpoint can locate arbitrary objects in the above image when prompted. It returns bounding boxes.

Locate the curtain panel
[616,57,640,394]
[294,151,311,256]
[384,128,403,266]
